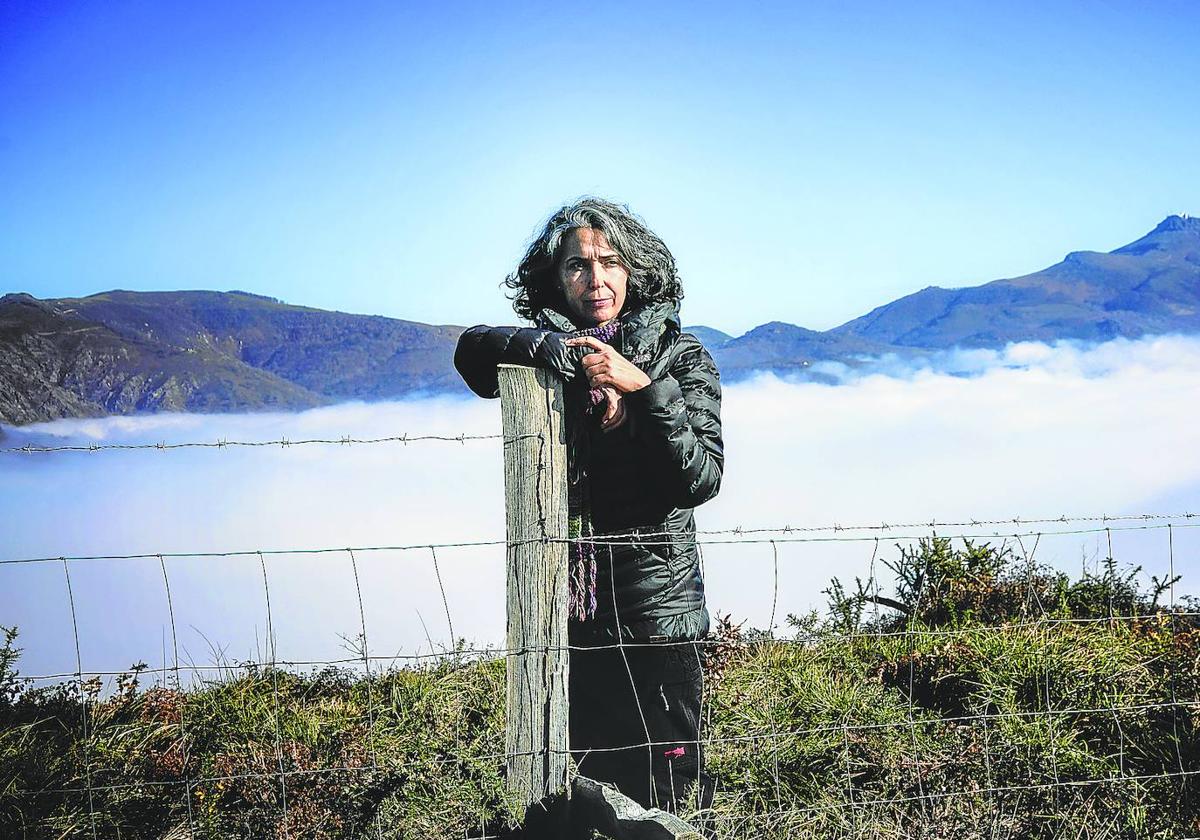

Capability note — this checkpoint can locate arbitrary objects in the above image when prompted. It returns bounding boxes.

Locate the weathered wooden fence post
[498,364,570,808]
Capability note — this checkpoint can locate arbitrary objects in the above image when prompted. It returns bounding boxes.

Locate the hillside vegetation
[1,538,1197,839]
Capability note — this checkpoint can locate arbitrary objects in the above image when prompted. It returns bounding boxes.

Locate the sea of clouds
[3,334,1199,688]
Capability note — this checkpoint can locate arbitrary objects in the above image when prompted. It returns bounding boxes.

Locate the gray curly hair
[505,196,684,323]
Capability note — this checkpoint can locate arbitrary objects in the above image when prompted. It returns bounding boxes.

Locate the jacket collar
[535,307,579,333]
[535,300,680,362]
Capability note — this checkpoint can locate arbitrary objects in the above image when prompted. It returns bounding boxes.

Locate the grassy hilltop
[2,538,1197,839]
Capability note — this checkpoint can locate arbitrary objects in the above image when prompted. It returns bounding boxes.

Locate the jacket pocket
[660,641,704,687]
[612,552,671,594]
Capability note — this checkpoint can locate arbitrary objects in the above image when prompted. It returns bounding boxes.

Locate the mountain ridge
[830,214,1199,348]
[2,214,1197,426]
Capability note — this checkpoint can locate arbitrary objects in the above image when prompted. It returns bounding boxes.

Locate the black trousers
[568,639,715,814]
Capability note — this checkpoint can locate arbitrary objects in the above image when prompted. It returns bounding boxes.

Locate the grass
[2,538,1197,839]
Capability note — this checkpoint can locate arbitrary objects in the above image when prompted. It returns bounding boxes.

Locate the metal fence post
[498,364,570,807]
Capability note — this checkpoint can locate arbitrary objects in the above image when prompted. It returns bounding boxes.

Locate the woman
[453,197,723,814]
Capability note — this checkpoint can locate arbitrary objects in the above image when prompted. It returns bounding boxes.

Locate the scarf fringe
[566,318,620,621]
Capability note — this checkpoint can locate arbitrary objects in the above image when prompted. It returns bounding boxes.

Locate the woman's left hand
[564,336,652,394]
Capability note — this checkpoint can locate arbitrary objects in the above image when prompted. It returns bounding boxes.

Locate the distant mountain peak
[750,320,820,335]
[1151,214,1200,235]
[1110,214,1200,257]
[1,292,57,314]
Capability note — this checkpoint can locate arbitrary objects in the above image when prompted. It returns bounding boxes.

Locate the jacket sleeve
[454,325,580,398]
[624,334,724,509]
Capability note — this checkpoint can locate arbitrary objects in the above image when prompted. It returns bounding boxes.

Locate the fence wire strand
[157,553,197,837]
[61,558,99,840]
[258,551,290,838]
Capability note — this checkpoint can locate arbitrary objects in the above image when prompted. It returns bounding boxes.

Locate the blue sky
[2,0,1198,336]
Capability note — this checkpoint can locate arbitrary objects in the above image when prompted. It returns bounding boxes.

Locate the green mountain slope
[831,214,1200,347]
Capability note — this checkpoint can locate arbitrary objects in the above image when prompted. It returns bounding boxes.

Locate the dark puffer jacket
[454,300,723,645]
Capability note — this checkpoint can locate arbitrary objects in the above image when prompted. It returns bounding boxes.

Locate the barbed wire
[580,512,1200,542]
[0,431,515,455]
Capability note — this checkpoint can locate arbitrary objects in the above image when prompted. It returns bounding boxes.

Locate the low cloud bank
[804,333,1200,383]
[3,335,1198,686]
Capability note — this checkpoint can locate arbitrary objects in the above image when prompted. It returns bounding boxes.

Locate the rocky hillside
[0,290,461,425]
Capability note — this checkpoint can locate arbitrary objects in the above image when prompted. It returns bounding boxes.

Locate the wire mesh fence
[2,426,1198,839]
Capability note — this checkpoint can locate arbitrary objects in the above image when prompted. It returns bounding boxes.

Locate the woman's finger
[601,390,619,426]
[564,336,608,351]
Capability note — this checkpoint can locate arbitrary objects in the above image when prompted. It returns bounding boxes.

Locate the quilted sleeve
[453,325,580,398]
[623,333,724,509]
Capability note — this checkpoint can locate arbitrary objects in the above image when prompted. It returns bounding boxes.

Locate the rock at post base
[510,775,706,840]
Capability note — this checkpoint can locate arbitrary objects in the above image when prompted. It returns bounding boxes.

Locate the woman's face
[555,227,629,327]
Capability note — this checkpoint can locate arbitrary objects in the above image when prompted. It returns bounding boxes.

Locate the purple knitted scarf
[567,318,621,621]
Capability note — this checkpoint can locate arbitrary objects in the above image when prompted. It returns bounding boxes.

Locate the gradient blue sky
[2,0,1197,336]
